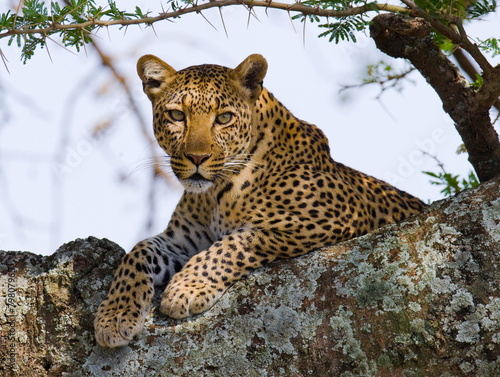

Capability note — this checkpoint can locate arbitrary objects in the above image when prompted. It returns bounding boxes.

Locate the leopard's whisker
[127,156,174,178]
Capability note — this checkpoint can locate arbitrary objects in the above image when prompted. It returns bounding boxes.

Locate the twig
[89,41,181,234]
[340,67,416,96]
[89,41,175,187]
[421,150,447,175]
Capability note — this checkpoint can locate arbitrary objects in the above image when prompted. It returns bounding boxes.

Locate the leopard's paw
[160,270,226,319]
[94,297,151,348]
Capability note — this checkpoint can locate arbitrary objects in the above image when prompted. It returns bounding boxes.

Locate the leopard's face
[152,67,254,192]
[138,55,267,193]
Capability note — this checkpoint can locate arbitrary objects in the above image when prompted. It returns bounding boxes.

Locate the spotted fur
[94,54,426,347]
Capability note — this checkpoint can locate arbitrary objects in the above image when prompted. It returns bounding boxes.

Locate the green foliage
[339,60,415,94]
[431,32,455,53]
[0,0,148,63]
[415,0,498,54]
[0,0,498,61]
[363,61,398,83]
[468,0,498,18]
[423,170,479,196]
[414,0,497,19]
[471,73,484,88]
[478,37,500,57]
[292,0,374,43]
[317,15,366,43]
[414,0,467,18]
[422,149,479,197]
[423,150,479,197]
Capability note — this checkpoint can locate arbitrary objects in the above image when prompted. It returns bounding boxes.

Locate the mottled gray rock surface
[1,177,499,376]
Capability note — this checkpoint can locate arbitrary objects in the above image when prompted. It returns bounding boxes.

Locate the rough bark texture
[1,177,500,376]
[370,13,500,183]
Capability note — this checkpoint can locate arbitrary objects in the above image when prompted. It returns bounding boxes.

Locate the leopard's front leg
[161,228,277,319]
[94,238,188,347]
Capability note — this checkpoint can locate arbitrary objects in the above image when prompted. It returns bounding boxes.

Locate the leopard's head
[137,54,268,193]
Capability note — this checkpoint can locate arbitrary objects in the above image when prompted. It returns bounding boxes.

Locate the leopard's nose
[186,153,211,167]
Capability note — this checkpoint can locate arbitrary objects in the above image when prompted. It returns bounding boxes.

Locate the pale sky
[0,2,498,255]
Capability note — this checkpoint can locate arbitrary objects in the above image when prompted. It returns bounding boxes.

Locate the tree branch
[370,13,500,182]
[476,65,500,113]
[0,0,408,40]
[398,0,494,75]
[452,48,500,113]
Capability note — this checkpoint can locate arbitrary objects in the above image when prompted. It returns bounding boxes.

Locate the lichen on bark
[1,177,499,376]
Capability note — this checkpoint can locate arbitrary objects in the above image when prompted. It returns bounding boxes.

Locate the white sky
[0,2,499,255]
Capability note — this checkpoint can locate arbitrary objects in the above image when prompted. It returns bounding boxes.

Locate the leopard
[94,54,426,347]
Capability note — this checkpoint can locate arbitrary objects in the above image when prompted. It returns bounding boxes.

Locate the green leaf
[23,0,49,21]
[422,171,440,179]
[0,10,15,32]
[422,169,478,196]
[471,73,484,88]
[134,6,151,19]
[317,16,367,44]
[432,32,456,52]
[468,0,497,18]
[478,37,500,57]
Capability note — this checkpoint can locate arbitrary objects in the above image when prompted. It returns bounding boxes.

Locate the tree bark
[370,13,500,183]
[1,177,500,376]
[451,48,500,113]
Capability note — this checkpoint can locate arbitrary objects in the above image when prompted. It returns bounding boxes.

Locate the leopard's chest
[207,173,262,238]
[208,193,247,239]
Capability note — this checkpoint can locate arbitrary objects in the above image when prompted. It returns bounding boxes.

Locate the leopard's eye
[215,112,233,125]
[168,110,185,122]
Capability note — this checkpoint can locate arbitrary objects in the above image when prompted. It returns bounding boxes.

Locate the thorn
[302,14,307,47]
[287,10,296,33]
[247,7,252,28]
[42,34,54,63]
[199,11,218,31]
[151,23,158,38]
[81,29,88,57]
[245,5,260,27]
[219,7,229,39]
[0,48,10,74]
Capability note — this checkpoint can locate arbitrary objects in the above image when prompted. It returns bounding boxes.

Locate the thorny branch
[2,0,496,94]
[0,0,409,42]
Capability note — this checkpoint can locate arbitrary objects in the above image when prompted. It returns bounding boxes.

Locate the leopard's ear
[231,54,268,101]
[137,55,177,99]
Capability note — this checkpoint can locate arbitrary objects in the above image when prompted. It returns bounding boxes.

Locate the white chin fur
[181,179,214,193]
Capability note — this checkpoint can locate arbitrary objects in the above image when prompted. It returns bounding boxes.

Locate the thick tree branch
[0,0,408,40]
[370,13,500,182]
[476,65,500,113]
[2,178,500,375]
